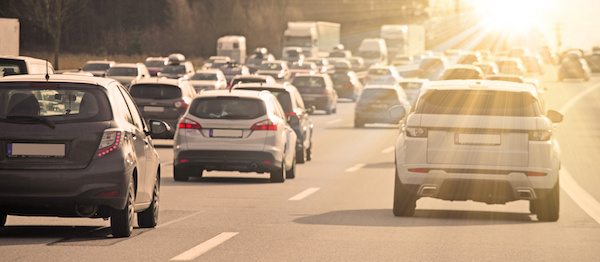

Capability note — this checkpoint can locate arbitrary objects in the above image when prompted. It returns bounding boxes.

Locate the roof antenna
[45,60,50,82]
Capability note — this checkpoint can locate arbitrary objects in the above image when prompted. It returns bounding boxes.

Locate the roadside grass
[21,52,206,72]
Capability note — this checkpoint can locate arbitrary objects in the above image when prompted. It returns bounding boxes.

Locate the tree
[11,0,89,69]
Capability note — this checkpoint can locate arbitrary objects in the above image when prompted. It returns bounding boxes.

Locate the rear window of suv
[359,88,399,103]
[189,97,266,119]
[129,84,182,99]
[415,89,541,116]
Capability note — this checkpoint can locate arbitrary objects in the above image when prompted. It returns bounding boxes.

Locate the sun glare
[467,0,557,33]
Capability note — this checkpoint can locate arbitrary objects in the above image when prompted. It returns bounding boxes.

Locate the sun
[466,0,557,33]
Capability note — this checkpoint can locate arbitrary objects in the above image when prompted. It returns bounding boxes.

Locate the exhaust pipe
[420,186,437,197]
[75,204,97,217]
[517,189,535,199]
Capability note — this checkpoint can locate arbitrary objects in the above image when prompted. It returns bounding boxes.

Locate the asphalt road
[2,63,600,261]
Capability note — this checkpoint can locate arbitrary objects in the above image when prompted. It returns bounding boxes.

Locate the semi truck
[380,24,425,59]
[282,21,340,59]
[0,18,19,56]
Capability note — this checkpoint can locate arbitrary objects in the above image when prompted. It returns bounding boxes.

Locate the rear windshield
[441,69,481,80]
[291,76,325,88]
[329,73,351,84]
[145,61,166,67]
[162,65,186,74]
[83,63,111,71]
[189,97,266,119]
[0,84,112,123]
[415,90,540,116]
[235,88,293,113]
[259,63,282,71]
[359,88,399,103]
[129,84,182,99]
[191,73,218,81]
[107,67,137,77]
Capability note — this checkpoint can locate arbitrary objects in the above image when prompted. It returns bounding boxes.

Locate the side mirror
[148,120,171,136]
[287,114,300,125]
[388,105,406,120]
[547,110,563,123]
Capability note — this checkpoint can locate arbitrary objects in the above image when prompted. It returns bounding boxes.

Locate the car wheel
[173,166,190,182]
[296,144,306,164]
[306,145,312,161]
[111,180,135,237]
[286,157,296,179]
[354,120,364,128]
[332,105,337,114]
[0,212,6,227]
[137,175,159,228]
[533,181,560,222]
[392,170,417,217]
[270,159,285,183]
[325,107,332,115]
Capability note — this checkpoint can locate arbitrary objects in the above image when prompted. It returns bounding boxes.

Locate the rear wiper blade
[5,115,56,129]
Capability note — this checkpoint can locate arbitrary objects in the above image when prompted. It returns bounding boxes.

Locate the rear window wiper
[3,115,56,129]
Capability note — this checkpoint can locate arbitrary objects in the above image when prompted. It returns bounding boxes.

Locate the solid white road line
[170,232,239,261]
[326,119,342,125]
[560,168,600,224]
[345,163,366,172]
[557,82,600,225]
[382,146,395,154]
[289,187,320,201]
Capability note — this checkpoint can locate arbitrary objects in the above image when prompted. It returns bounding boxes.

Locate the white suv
[173,89,297,182]
[391,80,563,221]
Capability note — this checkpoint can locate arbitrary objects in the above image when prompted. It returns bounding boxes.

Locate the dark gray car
[0,74,168,237]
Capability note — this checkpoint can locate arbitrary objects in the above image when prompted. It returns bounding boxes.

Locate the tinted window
[145,61,166,67]
[162,65,186,74]
[129,84,182,99]
[191,73,218,81]
[83,63,111,71]
[0,85,111,122]
[189,97,266,119]
[359,89,399,103]
[330,73,351,84]
[292,77,325,88]
[236,88,293,113]
[107,67,138,76]
[416,90,540,116]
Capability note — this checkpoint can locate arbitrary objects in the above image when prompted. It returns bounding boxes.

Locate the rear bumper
[302,96,329,110]
[175,150,281,173]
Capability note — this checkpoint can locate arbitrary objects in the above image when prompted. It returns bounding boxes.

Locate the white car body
[173,89,297,182]
[392,80,563,221]
[106,63,150,89]
[189,69,228,91]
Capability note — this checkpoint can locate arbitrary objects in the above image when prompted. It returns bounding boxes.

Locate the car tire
[286,157,296,179]
[532,181,560,222]
[332,105,337,114]
[270,160,285,183]
[296,144,306,164]
[111,180,135,237]
[137,175,159,228]
[0,212,6,227]
[306,145,312,161]
[354,120,364,128]
[325,107,332,115]
[173,166,190,182]
[392,170,417,217]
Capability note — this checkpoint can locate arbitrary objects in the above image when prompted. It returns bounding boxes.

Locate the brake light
[529,130,551,141]
[345,83,355,88]
[285,112,297,116]
[96,131,122,157]
[178,118,201,129]
[174,99,189,109]
[252,119,277,131]
[409,168,429,173]
[406,127,428,137]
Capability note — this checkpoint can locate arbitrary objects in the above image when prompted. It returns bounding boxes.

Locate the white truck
[282,21,340,59]
[0,18,19,56]
[380,24,425,59]
[217,35,247,64]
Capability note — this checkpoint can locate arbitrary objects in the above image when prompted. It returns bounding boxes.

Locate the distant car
[391,80,563,222]
[0,55,55,77]
[521,54,544,75]
[128,77,196,138]
[289,61,318,78]
[347,56,366,71]
[106,62,151,89]
[417,56,447,80]
[159,54,195,80]
[217,61,250,84]
[391,55,414,67]
[173,89,297,182]
[202,56,231,69]
[496,57,526,76]
[0,74,169,237]
[354,83,411,128]
[233,83,314,163]
[305,57,333,73]
[439,64,484,80]
[281,48,306,65]
[558,52,591,81]
[397,78,429,106]
[292,73,338,114]
[329,49,352,58]
[473,61,499,77]
[144,57,168,76]
[363,65,403,85]
[189,69,228,91]
[245,48,275,73]
[328,58,353,73]
[229,74,277,89]
[82,60,115,77]
[256,60,291,83]
[329,70,363,101]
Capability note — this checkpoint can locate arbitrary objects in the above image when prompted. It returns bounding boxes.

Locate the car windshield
[106,67,137,76]
[416,89,540,116]
[192,73,218,81]
[0,85,111,122]
[129,84,182,99]
[189,97,266,119]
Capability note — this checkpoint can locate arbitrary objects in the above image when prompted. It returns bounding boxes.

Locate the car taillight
[252,119,277,131]
[529,130,551,141]
[406,127,428,137]
[174,99,189,109]
[178,118,201,129]
[96,130,122,157]
[409,168,429,173]
[285,112,297,117]
[345,83,354,88]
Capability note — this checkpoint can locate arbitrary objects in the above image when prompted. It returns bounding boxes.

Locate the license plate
[455,134,501,145]
[210,129,243,138]
[7,143,65,158]
[144,106,164,112]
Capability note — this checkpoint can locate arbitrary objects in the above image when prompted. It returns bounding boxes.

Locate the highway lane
[2,67,600,260]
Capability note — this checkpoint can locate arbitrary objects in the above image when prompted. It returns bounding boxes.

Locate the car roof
[234,82,295,92]
[420,80,538,96]
[0,73,117,88]
[131,77,183,86]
